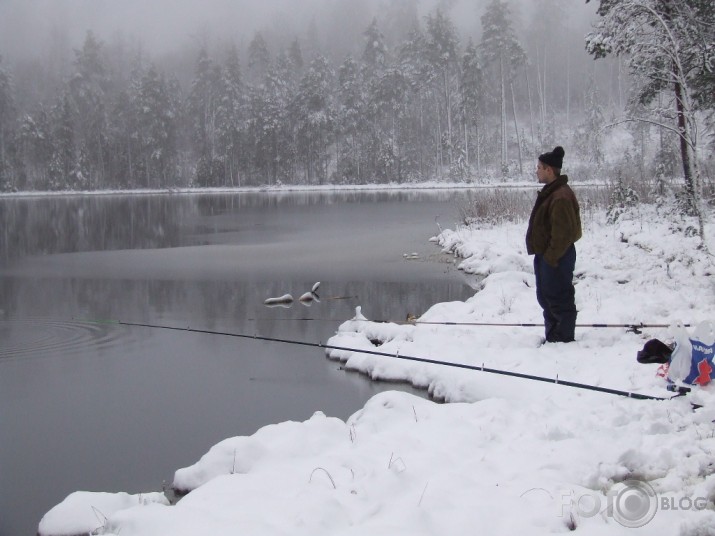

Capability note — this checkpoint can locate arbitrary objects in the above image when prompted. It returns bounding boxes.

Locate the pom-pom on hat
[538,146,565,170]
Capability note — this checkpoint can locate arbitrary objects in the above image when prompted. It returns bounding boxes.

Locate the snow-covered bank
[39,204,715,536]
[327,205,714,404]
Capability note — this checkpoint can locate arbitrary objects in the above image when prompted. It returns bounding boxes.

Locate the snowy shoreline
[39,202,715,536]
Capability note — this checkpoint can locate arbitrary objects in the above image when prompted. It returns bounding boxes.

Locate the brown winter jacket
[525,175,582,267]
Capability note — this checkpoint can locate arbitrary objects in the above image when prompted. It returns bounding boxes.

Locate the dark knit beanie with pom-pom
[538,146,565,170]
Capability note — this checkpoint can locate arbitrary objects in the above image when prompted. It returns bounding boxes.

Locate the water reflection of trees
[0,196,196,260]
[0,190,465,261]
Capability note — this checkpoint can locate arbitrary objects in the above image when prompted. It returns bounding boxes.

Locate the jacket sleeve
[544,198,580,267]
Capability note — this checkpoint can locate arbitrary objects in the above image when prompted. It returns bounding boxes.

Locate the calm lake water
[0,189,478,536]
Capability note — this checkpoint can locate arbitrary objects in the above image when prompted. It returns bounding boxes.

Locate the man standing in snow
[525,146,582,343]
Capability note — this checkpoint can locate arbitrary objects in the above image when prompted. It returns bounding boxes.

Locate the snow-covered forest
[0,0,712,193]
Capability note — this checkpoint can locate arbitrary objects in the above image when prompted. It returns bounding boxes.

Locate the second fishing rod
[248,316,689,334]
[82,318,688,405]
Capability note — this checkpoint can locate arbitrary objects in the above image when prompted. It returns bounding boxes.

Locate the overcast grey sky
[0,0,598,63]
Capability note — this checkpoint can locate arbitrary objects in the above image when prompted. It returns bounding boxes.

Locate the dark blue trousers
[534,245,577,342]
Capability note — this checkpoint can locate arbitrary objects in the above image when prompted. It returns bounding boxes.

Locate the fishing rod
[407,321,689,335]
[247,317,689,333]
[84,318,679,403]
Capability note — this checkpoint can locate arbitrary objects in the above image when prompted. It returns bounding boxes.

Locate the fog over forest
[0,0,598,58]
[0,0,706,191]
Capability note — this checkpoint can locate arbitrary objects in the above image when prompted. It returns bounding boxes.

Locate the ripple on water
[0,318,127,363]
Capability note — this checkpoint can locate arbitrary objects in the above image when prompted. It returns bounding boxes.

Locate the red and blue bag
[668,321,715,386]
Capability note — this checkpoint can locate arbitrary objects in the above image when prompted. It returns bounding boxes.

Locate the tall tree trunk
[617,58,624,111]
[510,83,523,176]
[419,94,424,179]
[353,134,360,183]
[500,56,507,173]
[541,47,547,137]
[674,77,693,203]
[566,51,571,129]
[127,139,133,186]
[464,121,469,169]
[526,70,536,155]
[535,48,545,145]
[435,94,443,179]
[475,120,481,172]
[392,113,397,180]
[444,70,453,166]
[673,66,705,241]
[0,126,5,175]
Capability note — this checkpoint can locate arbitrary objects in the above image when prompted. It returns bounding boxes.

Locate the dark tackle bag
[636,339,674,364]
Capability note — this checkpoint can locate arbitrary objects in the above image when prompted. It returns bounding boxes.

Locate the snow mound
[39,389,715,536]
[38,491,168,536]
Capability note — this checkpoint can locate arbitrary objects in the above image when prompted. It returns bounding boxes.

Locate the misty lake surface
[0,189,478,536]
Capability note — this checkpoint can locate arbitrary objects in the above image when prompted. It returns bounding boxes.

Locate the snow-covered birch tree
[586,0,714,240]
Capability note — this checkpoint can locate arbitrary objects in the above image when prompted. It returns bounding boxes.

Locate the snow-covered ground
[39,202,715,536]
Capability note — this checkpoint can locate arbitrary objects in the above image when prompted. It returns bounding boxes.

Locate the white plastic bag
[668,320,715,384]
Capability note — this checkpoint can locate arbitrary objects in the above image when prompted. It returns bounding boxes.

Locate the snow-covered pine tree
[372,66,409,181]
[134,64,176,188]
[69,31,109,189]
[216,45,244,187]
[424,8,460,173]
[361,18,392,182]
[247,32,271,84]
[17,109,52,190]
[362,18,388,75]
[337,55,366,183]
[294,55,335,185]
[461,39,484,175]
[574,76,605,166]
[398,24,432,180]
[187,48,222,186]
[263,51,296,184]
[479,0,526,175]
[380,0,420,49]
[49,93,76,190]
[288,38,305,77]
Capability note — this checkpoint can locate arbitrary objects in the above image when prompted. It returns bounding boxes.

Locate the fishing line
[83,318,678,403]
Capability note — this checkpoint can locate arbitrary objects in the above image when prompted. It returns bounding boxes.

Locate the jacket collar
[538,174,569,199]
